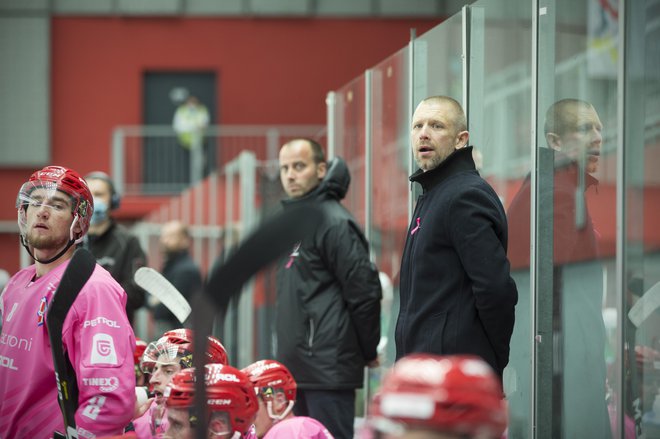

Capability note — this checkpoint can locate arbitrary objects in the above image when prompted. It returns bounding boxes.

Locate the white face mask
[90,198,109,225]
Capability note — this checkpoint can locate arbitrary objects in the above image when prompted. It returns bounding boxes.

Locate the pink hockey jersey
[263,417,334,439]
[132,400,169,438]
[0,261,136,438]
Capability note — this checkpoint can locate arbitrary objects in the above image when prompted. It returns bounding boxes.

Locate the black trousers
[293,388,356,439]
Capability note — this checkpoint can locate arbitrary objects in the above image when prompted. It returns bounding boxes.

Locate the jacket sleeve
[169,262,202,302]
[320,219,382,363]
[62,267,136,437]
[449,186,518,373]
[119,235,147,311]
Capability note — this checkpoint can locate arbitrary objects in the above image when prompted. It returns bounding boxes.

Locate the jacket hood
[282,156,351,204]
[317,156,350,200]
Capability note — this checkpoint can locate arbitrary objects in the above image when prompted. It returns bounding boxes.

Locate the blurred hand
[367,358,380,368]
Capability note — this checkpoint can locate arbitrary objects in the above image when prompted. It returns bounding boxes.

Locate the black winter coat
[275,157,382,389]
[85,220,147,324]
[395,147,517,378]
[155,250,202,325]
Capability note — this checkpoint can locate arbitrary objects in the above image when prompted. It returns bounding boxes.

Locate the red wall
[50,17,439,174]
[0,16,440,273]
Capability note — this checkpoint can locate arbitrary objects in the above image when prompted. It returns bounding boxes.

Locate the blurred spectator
[173,95,209,150]
[85,171,147,326]
[361,354,507,439]
[173,95,211,182]
[242,359,334,438]
[276,138,382,439]
[151,220,202,334]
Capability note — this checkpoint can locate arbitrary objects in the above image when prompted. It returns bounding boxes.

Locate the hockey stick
[47,248,97,439]
[193,203,323,439]
[628,280,660,328]
[134,267,192,324]
[626,280,660,437]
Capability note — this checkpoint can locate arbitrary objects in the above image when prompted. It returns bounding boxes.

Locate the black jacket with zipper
[275,157,382,389]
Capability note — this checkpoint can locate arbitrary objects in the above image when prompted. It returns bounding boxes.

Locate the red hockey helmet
[369,354,507,438]
[242,359,297,402]
[165,364,259,435]
[140,328,228,374]
[16,165,94,243]
[134,338,148,365]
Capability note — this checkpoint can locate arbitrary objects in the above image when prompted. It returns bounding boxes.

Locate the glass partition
[467,1,533,437]
[412,11,464,105]
[333,75,367,224]
[534,1,620,437]
[622,1,660,438]
[366,46,411,404]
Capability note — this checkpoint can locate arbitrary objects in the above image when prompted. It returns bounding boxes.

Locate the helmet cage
[140,339,192,375]
[140,329,228,374]
[16,166,93,244]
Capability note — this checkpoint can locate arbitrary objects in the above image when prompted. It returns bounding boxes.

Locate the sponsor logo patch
[83,316,121,329]
[90,333,118,365]
[0,354,18,371]
[36,296,48,326]
[82,376,119,392]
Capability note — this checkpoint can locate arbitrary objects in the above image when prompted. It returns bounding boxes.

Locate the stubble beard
[415,149,451,172]
[27,229,70,250]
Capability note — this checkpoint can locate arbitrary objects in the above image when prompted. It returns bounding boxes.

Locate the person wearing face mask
[84,171,148,326]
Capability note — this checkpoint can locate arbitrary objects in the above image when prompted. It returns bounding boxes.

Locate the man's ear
[454,130,469,149]
[73,218,83,239]
[546,132,562,151]
[316,161,327,179]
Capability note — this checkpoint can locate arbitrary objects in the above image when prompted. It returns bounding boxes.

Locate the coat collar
[410,146,476,192]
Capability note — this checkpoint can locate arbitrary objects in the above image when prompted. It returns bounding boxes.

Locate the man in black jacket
[396,96,518,381]
[152,220,202,334]
[276,138,382,439]
[85,171,147,327]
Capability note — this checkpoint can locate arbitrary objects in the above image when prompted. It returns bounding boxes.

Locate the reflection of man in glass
[507,99,610,437]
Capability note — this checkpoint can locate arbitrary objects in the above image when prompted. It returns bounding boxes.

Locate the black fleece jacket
[395,146,517,378]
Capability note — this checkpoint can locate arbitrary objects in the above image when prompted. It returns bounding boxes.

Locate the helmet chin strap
[21,235,76,265]
[267,400,295,422]
[21,215,81,265]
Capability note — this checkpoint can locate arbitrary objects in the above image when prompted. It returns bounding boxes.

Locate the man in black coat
[396,96,518,381]
[152,220,202,334]
[276,138,382,439]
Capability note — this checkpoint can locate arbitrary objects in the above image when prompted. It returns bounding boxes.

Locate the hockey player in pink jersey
[132,328,228,438]
[163,364,259,439]
[242,360,333,439]
[0,165,137,438]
